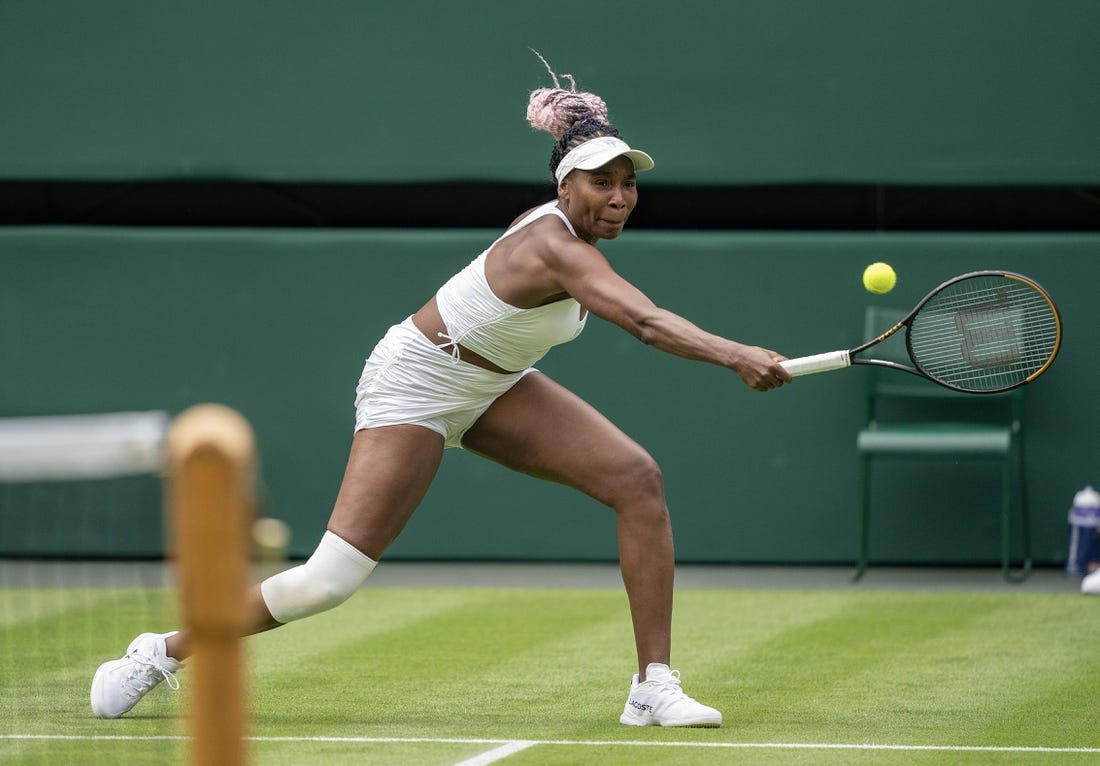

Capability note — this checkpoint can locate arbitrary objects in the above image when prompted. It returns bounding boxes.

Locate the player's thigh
[327,424,445,559]
[462,372,662,507]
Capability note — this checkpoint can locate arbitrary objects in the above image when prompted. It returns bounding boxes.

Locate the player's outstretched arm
[548,239,791,392]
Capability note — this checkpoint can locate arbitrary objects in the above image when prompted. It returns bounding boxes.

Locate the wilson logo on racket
[781,271,1062,394]
[955,293,1021,370]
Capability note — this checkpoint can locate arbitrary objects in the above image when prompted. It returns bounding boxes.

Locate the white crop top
[435,201,588,372]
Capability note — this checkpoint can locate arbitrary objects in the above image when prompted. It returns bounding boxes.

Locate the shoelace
[121,650,180,699]
[648,670,700,703]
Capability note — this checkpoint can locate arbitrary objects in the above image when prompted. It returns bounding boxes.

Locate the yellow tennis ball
[862,262,896,294]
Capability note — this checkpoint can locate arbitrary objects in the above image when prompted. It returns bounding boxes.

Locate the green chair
[854,306,1031,583]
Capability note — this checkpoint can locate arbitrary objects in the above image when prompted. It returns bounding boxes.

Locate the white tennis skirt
[354,317,535,448]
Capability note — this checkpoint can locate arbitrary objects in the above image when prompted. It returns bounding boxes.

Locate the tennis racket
[780,271,1062,394]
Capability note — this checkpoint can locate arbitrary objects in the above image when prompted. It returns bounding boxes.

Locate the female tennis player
[91,63,791,727]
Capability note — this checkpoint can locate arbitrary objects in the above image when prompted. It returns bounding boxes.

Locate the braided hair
[525,50,622,181]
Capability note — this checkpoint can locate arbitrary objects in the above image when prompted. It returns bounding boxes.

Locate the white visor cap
[554,136,655,183]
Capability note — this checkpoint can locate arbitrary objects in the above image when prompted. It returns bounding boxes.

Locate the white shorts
[354,317,535,449]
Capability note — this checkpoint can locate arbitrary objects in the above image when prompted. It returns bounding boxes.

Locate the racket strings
[908,277,1059,391]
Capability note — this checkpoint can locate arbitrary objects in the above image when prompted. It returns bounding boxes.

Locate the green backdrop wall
[1,0,1098,185]
[2,1,1097,565]
[2,228,1096,565]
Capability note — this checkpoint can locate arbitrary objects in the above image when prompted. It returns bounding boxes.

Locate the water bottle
[1066,486,1100,577]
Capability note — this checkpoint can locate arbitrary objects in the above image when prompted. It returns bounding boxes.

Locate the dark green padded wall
[1,0,1097,184]
[3,1,1096,563]
[2,228,1095,564]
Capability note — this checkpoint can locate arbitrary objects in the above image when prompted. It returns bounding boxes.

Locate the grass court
[3,568,1100,764]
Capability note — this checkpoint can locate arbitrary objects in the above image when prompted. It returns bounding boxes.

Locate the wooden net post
[167,404,255,766]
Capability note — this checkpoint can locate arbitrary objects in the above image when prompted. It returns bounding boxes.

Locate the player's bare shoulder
[500,209,587,266]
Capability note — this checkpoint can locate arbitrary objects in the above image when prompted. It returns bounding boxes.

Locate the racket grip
[780,350,851,377]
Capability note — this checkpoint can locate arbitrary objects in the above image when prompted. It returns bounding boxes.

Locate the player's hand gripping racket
[780,271,1062,394]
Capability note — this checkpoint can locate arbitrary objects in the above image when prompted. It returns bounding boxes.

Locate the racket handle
[780,350,851,377]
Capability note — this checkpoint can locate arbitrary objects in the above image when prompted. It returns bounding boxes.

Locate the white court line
[4,734,1099,755]
[453,739,537,765]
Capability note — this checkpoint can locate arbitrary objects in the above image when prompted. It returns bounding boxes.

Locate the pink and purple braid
[526,49,621,180]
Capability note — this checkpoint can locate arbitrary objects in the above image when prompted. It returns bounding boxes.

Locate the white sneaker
[1082,569,1100,595]
[90,632,182,718]
[619,662,723,727]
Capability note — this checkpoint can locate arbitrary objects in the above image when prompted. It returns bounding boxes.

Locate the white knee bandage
[260,530,377,624]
